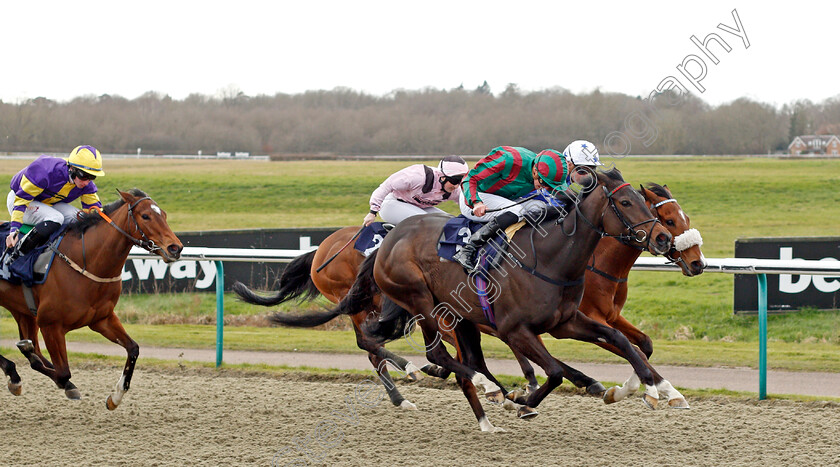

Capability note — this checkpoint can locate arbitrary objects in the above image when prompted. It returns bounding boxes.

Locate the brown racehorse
[333,168,673,431]
[233,227,444,410]
[0,189,183,409]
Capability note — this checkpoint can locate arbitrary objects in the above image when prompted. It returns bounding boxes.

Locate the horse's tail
[233,250,320,306]
[332,250,380,317]
[362,296,413,345]
[267,307,343,328]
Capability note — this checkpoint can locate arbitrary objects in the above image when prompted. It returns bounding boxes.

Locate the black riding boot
[452,212,519,272]
[8,221,61,261]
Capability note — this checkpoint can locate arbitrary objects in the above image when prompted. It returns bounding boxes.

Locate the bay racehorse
[332,168,675,431]
[0,189,183,409]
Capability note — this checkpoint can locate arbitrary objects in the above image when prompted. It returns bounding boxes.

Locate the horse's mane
[69,188,148,234]
[643,182,672,199]
[602,167,624,182]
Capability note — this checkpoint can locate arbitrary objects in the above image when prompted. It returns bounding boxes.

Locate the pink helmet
[439,155,469,178]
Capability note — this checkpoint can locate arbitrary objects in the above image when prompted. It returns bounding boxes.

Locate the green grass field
[1,156,839,371]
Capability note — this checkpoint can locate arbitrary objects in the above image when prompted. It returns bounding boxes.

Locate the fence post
[215,261,225,368]
[757,273,767,400]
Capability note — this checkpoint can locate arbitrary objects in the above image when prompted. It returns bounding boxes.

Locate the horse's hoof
[517,406,539,419]
[65,387,81,400]
[603,386,620,404]
[16,340,34,353]
[8,382,22,396]
[398,399,417,410]
[525,384,540,396]
[485,390,505,404]
[106,396,119,410]
[642,393,658,410]
[502,399,517,411]
[587,382,607,397]
[406,371,423,382]
[492,426,507,433]
[506,388,527,403]
[668,398,690,409]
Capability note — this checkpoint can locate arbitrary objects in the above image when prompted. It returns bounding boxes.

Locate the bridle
[575,181,661,250]
[51,196,162,283]
[94,196,162,254]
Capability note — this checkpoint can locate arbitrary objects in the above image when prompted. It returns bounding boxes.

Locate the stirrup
[453,246,478,271]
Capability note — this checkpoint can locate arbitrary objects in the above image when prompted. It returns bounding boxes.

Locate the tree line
[1,84,838,156]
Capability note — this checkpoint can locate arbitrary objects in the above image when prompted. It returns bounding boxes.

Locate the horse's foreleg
[0,354,22,395]
[39,326,79,400]
[550,311,659,403]
[89,313,138,410]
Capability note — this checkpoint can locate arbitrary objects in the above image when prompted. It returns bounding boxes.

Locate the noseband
[95,196,162,254]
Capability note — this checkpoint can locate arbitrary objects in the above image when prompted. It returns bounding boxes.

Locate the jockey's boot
[452,212,519,272]
[8,220,61,262]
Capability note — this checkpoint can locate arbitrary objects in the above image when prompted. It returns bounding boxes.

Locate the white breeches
[379,193,448,224]
[7,190,79,226]
[458,191,546,222]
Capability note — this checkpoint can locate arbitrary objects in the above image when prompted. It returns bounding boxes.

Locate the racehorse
[0,189,183,409]
[233,227,439,410]
[333,168,674,431]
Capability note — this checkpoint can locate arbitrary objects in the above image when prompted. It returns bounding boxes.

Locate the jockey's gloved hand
[363,212,377,226]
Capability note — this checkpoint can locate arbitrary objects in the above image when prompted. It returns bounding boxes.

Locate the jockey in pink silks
[363,155,470,226]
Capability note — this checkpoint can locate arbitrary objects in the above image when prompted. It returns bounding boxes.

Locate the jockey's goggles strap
[607,183,631,198]
[653,198,677,208]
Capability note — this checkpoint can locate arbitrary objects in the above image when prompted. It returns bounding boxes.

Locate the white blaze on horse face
[151,204,162,215]
[679,209,687,224]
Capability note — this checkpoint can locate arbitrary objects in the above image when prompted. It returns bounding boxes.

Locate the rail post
[757,273,768,400]
[215,261,225,367]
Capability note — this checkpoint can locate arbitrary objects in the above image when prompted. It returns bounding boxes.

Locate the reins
[50,196,160,283]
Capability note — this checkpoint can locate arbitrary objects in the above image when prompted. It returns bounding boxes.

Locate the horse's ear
[116,189,135,204]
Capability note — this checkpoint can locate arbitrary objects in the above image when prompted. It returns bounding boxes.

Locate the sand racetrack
[1,362,839,466]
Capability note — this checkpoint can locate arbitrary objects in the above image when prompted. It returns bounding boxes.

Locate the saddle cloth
[0,222,65,286]
[353,222,390,256]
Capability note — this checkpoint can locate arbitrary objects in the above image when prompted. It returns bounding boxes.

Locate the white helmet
[563,140,603,166]
[439,155,469,178]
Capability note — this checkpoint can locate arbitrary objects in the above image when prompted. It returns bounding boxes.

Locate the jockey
[5,145,105,258]
[363,155,469,226]
[452,146,569,271]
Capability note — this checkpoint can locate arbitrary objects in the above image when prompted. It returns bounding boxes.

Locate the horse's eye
[620,200,631,207]
[666,219,675,227]
[141,214,151,220]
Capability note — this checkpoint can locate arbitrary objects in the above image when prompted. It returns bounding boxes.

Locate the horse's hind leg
[0,354,22,395]
[39,326,80,400]
[89,313,138,410]
[350,315,416,409]
[14,314,55,373]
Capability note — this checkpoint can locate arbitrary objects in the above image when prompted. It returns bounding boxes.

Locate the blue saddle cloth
[0,222,65,286]
[353,222,390,256]
[437,216,508,267]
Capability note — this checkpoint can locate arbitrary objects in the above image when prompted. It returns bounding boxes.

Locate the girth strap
[511,256,584,287]
[586,264,628,283]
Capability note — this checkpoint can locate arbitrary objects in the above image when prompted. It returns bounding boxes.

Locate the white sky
[1,1,834,108]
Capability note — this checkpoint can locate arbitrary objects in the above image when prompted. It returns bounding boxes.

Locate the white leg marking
[471,373,500,394]
[110,374,127,407]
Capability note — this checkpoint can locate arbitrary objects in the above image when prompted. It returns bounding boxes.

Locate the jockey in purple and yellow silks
[452,146,570,271]
[5,145,105,259]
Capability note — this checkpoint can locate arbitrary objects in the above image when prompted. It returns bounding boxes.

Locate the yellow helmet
[66,145,105,177]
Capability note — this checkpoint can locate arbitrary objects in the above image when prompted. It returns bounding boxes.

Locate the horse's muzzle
[652,232,672,255]
[164,244,183,261]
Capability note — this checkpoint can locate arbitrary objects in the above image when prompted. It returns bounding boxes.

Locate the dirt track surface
[4,339,840,398]
[2,364,840,466]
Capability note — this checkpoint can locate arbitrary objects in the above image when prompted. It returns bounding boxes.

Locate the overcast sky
[1,1,834,108]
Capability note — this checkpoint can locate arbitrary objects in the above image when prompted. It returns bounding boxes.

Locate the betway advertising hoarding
[734,237,840,313]
[121,228,339,293]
